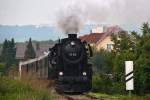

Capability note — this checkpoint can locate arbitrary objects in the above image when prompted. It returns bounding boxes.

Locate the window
[107,44,113,51]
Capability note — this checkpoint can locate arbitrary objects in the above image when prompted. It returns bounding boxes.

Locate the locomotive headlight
[71,41,75,46]
[59,72,63,76]
[83,72,87,76]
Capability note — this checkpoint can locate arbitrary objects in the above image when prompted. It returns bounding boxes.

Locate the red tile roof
[79,33,107,44]
[106,26,123,34]
[80,26,124,44]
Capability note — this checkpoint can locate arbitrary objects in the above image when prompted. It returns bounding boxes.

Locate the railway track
[48,83,98,100]
[62,94,98,100]
[56,92,99,100]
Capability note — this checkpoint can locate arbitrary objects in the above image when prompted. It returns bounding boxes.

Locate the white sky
[0,0,150,26]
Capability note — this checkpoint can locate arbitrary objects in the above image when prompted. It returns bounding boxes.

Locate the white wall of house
[96,36,114,51]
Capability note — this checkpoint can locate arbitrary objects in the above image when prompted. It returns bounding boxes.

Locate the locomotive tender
[48,34,93,93]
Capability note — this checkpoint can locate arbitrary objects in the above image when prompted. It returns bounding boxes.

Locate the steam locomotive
[48,34,93,93]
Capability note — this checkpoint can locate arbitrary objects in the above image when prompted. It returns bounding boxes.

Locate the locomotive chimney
[68,34,77,39]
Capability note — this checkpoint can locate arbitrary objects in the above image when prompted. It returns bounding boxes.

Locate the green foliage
[92,73,125,94]
[92,73,112,93]
[91,50,113,74]
[92,73,103,92]
[0,63,5,76]
[142,22,150,36]
[110,31,138,87]
[0,77,52,100]
[1,38,16,63]
[0,38,16,74]
[92,22,150,95]
[88,92,150,100]
[133,23,150,94]
[25,38,36,59]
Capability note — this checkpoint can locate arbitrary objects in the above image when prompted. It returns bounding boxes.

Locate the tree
[111,31,137,81]
[1,39,8,62]
[11,38,16,60]
[0,38,16,74]
[25,38,36,59]
[91,50,113,74]
[7,38,16,65]
[142,22,150,36]
[134,23,150,94]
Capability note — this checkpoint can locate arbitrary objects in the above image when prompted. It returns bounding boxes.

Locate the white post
[125,61,134,97]
[19,62,22,78]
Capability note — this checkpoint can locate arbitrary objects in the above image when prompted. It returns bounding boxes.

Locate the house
[16,43,53,61]
[80,26,124,51]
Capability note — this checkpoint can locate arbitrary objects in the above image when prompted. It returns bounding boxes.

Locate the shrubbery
[92,73,125,94]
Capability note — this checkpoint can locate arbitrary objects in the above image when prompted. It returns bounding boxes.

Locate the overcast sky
[0,0,150,26]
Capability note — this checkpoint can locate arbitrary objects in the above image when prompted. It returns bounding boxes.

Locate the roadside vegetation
[91,22,150,97]
[0,38,53,100]
[88,92,150,100]
[0,77,52,100]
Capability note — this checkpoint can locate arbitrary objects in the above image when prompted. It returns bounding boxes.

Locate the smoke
[83,0,150,25]
[105,0,150,25]
[56,4,85,34]
[56,0,150,34]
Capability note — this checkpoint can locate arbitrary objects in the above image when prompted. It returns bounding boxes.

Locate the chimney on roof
[91,26,106,33]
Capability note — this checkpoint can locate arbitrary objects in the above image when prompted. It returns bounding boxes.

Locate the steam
[81,0,150,25]
[83,0,150,25]
[56,4,85,34]
[56,0,150,34]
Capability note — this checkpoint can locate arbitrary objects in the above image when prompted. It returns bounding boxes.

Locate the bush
[0,63,5,76]
[92,73,113,94]
[92,73,125,94]
[92,73,103,92]
[111,82,125,94]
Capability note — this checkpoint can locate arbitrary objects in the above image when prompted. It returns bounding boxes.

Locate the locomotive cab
[48,34,93,93]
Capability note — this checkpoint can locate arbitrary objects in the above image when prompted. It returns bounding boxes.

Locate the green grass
[0,77,52,100]
[88,92,150,100]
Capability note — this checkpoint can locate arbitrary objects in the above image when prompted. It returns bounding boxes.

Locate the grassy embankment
[0,77,53,100]
[88,92,150,100]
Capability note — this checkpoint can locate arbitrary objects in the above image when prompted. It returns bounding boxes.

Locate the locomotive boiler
[48,34,93,93]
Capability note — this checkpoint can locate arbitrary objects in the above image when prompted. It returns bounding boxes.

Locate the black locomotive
[48,34,93,93]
